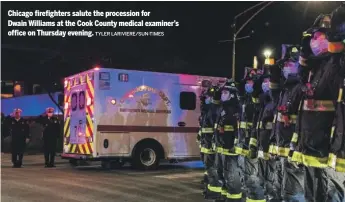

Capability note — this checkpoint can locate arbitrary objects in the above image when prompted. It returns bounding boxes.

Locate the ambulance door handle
[178,122,186,127]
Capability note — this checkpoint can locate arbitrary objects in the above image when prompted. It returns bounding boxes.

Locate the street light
[263,49,274,65]
[263,49,272,59]
[229,1,275,81]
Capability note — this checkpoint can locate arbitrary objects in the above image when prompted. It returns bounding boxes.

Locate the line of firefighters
[1,107,61,168]
[197,5,345,202]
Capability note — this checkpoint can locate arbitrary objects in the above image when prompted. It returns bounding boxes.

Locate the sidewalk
[1,153,68,167]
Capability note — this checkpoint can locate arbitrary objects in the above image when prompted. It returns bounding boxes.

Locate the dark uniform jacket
[198,103,210,144]
[270,76,301,158]
[8,117,30,152]
[214,93,241,155]
[202,101,221,154]
[328,52,345,172]
[250,90,280,160]
[236,94,261,157]
[291,54,340,168]
[37,116,60,144]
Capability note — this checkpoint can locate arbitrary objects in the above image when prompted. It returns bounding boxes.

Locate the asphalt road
[1,154,208,202]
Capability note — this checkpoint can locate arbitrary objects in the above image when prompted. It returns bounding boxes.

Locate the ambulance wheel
[69,159,78,167]
[132,143,160,170]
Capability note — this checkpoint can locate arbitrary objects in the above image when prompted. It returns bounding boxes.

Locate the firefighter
[268,44,306,201]
[203,85,222,199]
[235,68,263,201]
[289,13,345,201]
[37,107,61,167]
[327,4,345,201]
[8,108,30,168]
[246,63,281,202]
[198,84,212,184]
[213,79,242,201]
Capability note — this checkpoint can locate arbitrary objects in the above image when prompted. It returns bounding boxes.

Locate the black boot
[16,161,22,168]
[203,188,221,200]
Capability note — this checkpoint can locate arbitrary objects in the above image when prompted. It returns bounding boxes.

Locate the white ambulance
[61,67,225,170]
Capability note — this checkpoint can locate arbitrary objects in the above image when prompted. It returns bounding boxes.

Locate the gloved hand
[300,34,313,62]
[276,58,288,68]
[299,34,313,81]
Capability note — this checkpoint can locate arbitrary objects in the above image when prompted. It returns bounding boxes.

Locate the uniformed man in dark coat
[8,108,30,168]
[37,107,60,167]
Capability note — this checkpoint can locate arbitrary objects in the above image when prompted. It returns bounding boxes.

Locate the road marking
[154,172,203,179]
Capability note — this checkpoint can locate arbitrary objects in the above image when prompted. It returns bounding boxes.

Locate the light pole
[229,1,275,81]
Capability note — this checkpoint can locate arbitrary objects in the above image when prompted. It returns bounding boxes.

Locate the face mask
[283,62,299,79]
[262,82,270,93]
[221,91,230,102]
[310,33,329,56]
[205,97,211,104]
[245,83,254,93]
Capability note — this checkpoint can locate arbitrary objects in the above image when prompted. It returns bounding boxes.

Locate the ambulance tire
[132,143,160,170]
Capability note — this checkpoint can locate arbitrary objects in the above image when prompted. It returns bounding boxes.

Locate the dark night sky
[1,1,342,85]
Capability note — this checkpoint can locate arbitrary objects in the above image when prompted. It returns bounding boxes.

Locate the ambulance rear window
[71,93,77,111]
[79,91,85,110]
[180,92,196,110]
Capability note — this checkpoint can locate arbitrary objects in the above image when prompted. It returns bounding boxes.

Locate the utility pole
[229,1,274,81]
[231,20,236,83]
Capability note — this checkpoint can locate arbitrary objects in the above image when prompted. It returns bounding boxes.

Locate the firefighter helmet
[222,78,238,92]
[307,14,332,34]
[281,44,300,62]
[212,86,222,101]
[330,4,345,41]
[243,67,263,81]
[206,86,216,97]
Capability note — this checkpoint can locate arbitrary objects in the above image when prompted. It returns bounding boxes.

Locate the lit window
[118,73,129,82]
